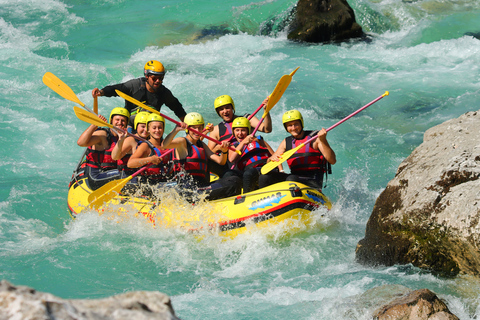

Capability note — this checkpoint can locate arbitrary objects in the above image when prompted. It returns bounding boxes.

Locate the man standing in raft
[266,110,336,189]
[91,60,187,131]
[208,94,272,176]
[77,107,130,189]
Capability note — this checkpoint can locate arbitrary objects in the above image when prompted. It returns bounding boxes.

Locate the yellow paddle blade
[74,106,113,128]
[263,66,300,118]
[115,90,159,115]
[261,143,304,175]
[87,176,133,209]
[42,72,85,107]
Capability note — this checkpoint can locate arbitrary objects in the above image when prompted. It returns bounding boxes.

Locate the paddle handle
[303,91,390,147]
[93,96,98,114]
[326,91,389,132]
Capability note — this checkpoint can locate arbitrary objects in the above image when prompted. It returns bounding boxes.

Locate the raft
[67,163,332,238]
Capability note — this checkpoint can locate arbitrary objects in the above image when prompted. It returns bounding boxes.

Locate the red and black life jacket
[285,130,327,176]
[218,121,233,142]
[140,140,174,182]
[233,136,270,171]
[173,138,208,181]
[117,139,141,175]
[85,128,118,170]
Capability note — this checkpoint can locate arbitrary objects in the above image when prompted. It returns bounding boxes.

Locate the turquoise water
[1,0,480,318]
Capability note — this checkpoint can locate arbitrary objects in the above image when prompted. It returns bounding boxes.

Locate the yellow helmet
[282,109,304,131]
[144,60,165,77]
[109,107,130,124]
[231,117,251,133]
[184,112,205,133]
[133,112,150,130]
[214,95,235,113]
[146,113,165,128]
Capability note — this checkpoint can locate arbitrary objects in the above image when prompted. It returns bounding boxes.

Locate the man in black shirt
[92,60,186,131]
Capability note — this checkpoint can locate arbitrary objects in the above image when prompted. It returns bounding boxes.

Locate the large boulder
[373,288,459,320]
[356,110,480,277]
[288,0,364,43]
[0,280,179,320]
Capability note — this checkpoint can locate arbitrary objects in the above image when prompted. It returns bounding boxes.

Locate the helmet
[134,112,150,130]
[282,110,304,131]
[184,112,204,133]
[146,113,165,129]
[231,117,251,133]
[109,107,130,124]
[214,95,235,113]
[144,60,165,77]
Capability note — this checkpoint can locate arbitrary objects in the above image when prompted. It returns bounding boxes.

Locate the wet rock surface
[356,110,480,277]
[0,280,180,320]
[288,0,364,43]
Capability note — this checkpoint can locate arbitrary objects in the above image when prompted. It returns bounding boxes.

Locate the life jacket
[285,130,327,176]
[217,114,250,143]
[218,121,233,142]
[173,138,208,182]
[233,136,270,171]
[85,128,118,170]
[117,139,141,175]
[140,140,174,182]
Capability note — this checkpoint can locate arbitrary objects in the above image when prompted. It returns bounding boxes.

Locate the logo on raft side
[249,192,287,211]
[306,190,326,204]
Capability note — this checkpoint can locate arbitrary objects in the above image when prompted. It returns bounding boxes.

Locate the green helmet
[134,112,150,130]
[214,95,235,113]
[231,117,251,133]
[109,107,130,124]
[282,109,304,131]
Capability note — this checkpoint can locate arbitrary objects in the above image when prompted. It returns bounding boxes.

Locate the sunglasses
[149,75,164,82]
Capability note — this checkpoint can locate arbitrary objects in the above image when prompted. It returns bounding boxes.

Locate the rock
[0,280,180,320]
[373,289,459,320]
[355,110,480,277]
[288,0,364,43]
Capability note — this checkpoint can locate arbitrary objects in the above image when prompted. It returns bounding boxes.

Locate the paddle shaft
[261,91,389,175]
[303,91,390,147]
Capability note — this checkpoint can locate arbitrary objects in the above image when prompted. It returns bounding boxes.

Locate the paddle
[261,91,390,175]
[73,106,148,143]
[42,72,96,115]
[250,67,300,137]
[115,89,241,155]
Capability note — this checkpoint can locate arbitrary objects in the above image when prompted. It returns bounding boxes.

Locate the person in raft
[207,94,272,177]
[264,109,336,189]
[111,111,150,177]
[162,112,242,201]
[91,60,187,131]
[127,113,175,188]
[77,107,130,189]
[223,117,281,193]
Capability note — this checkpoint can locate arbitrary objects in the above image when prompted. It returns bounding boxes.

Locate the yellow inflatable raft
[67,166,332,238]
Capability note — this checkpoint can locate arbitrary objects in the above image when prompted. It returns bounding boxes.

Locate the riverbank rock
[288,0,364,43]
[373,288,459,320]
[0,280,179,320]
[355,110,480,277]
